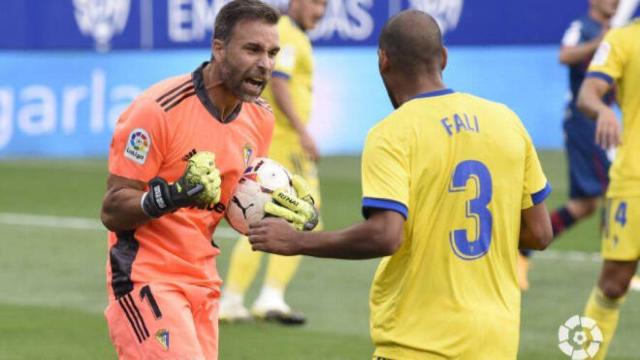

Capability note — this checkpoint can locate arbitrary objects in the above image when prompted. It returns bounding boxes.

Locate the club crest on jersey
[243,144,254,168]
[124,128,151,164]
[72,0,131,52]
[155,329,170,351]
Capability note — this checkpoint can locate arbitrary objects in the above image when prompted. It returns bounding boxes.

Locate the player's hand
[264,175,319,231]
[142,151,221,218]
[248,217,302,256]
[595,107,621,150]
[300,130,320,162]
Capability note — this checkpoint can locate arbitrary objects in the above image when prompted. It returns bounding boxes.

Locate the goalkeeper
[98,1,295,359]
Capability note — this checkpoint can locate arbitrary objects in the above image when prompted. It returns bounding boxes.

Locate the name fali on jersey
[440,113,480,137]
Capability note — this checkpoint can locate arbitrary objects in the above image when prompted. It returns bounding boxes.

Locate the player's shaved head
[379,10,444,76]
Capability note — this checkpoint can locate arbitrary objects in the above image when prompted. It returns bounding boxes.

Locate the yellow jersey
[587,20,640,198]
[361,89,550,359]
[261,15,314,146]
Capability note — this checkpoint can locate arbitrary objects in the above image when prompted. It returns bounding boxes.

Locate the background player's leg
[584,260,636,360]
[552,197,600,237]
[252,254,302,316]
[219,236,263,322]
[251,218,324,325]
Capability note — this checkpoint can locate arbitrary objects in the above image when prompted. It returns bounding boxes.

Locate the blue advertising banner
[2,0,638,50]
[0,47,569,158]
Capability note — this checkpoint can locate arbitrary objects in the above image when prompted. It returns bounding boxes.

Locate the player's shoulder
[279,15,310,45]
[141,73,195,111]
[279,16,302,36]
[610,19,640,40]
[455,92,516,116]
[245,97,276,123]
[458,93,527,132]
[118,74,194,126]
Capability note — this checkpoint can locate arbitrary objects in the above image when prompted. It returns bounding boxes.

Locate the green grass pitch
[0,152,638,359]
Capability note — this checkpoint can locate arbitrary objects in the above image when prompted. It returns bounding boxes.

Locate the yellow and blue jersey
[587,20,640,198]
[361,89,550,359]
[261,15,314,146]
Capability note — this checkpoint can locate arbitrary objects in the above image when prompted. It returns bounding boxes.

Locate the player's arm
[558,20,607,65]
[577,77,619,149]
[270,77,319,161]
[101,175,150,231]
[101,152,222,232]
[248,209,404,259]
[519,202,552,250]
[559,37,603,65]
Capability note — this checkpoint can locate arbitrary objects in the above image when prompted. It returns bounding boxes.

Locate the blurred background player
[518,0,618,291]
[248,10,553,359]
[577,18,640,360]
[99,1,281,358]
[219,0,327,325]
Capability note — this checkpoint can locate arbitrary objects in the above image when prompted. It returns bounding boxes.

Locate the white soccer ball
[226,158,296,235]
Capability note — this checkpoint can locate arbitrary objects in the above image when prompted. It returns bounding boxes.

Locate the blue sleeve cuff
[362,197,408,220]
[586,71,614,85]
[272,71,291,80]
[531,182,552,205]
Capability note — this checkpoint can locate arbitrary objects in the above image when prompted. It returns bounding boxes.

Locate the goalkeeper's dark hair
[213,0,280,44]
[379,10,443,76]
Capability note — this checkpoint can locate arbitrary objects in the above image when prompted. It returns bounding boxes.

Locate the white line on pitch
[0,212,238,239]
[0,212,602,261]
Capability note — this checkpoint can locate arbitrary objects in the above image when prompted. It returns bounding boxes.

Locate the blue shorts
[563,111,610,199]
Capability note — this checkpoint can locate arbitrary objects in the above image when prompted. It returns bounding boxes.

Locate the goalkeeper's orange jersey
[106,62,274,299]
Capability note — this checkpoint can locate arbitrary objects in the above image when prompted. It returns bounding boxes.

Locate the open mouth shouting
[243,76,266,95]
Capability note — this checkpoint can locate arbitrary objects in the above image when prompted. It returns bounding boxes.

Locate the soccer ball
[226,158,296,235]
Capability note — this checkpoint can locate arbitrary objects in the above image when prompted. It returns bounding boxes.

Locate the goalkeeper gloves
[264,175,319,231]
[142,151,221,218]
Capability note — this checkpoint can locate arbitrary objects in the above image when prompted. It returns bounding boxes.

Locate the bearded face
[219,54,269,102]
[215,19,280,102]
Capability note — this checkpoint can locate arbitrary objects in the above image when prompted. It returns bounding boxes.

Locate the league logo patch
[124,128,151,164]
[155,329,170,351]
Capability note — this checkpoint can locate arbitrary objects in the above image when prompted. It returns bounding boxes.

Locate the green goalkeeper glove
[142,151,221,218]
[264,175,319,231]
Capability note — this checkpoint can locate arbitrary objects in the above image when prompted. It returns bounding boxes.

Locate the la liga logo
[130,130,149,152]
[124,128,151,164]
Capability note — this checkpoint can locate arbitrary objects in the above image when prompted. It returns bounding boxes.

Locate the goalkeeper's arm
[101,174,154,232]
[101,152,221,232]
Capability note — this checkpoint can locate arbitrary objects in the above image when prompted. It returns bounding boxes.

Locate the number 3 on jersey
[448,160,493,260]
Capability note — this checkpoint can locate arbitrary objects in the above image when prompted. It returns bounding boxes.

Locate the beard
[219,58,267,102]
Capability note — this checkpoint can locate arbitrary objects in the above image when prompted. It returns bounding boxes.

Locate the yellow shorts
[269,139,322,208]
[602,197,640,261]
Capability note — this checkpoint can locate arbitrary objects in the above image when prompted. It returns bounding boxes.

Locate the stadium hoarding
[0,0,599,50]
[0,47,566,158]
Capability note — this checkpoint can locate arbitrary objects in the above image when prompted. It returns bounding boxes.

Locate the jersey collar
[411,88,455,100]
[192,62,243,124]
